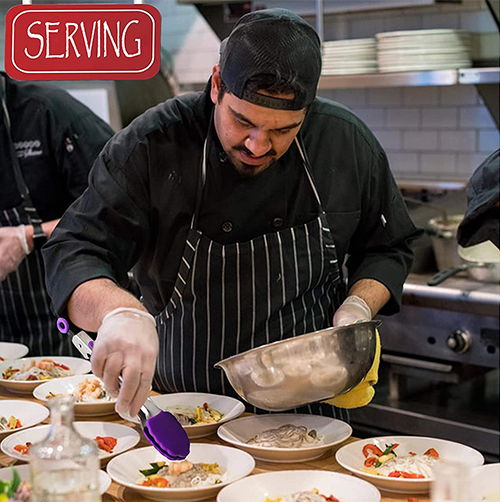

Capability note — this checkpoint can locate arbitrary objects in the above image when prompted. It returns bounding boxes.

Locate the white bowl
[0,342,29,361]
[33,374,117,417]
[0,357,91,394]
[217,413,352,463]
[217,470,381,502]
[1,421,140,462]
[107,444,255,501]
[336,435,484,494]
[0,400,49,438]
[0,463,111,495]
[150,393,245,439]
[471,463,500,502]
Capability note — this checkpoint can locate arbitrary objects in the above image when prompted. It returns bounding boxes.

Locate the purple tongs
[57,318,190,461]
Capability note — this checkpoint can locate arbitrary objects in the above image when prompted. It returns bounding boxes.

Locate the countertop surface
[0,388,430,502]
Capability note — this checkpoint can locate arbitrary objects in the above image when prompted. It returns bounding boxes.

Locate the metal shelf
[318,67,500,89]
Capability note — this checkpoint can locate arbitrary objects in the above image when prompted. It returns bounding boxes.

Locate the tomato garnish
[401,471,425,479]
[54,363,70,370]
[322,496,340,502]
[362,444,383,458]
[364,456,378,467]
[424,448,439,459]
[141,477,168,487]
[94,436,118,454]
[389,470,402,477]
[407,498,420,502]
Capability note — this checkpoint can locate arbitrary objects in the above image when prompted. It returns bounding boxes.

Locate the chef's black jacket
[0,73,115,220]
[43,81,421,318]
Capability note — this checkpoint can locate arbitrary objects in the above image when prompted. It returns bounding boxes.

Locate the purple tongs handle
[57,320,190,461]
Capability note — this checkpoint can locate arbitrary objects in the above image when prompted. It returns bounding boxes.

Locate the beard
[226,145,277,178]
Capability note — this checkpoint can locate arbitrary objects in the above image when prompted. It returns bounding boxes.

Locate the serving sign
[5,4,161,80]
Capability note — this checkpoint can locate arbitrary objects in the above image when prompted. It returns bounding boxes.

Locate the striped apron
[0,80,74,357]
[153,130,348,420]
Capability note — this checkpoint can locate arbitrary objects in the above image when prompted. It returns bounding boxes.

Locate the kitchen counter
[402,273,500,317]
[0,389,429,502]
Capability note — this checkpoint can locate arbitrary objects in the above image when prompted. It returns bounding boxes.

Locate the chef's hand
[333,295,372,327]
[92,307,159,419]
[0,225,31,282]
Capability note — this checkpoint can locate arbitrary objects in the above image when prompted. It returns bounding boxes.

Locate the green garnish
[0,467,21,497]
[139,461,166,476]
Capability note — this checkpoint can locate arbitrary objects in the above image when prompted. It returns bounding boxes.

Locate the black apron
[0,77,74,357]
[153,126,348,420]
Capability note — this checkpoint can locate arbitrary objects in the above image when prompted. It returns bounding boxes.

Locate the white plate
[376,28,469,39]
[1,421,140,462]
[0,357,91,394]
[217,470,381,502]
[217,414,352,463]
[0,463,111,495]
[107,444,255,501]
[33,374,117,417]
[150,393,245,439]
[471,463,500,502]
[336,435,484,494]
[0,400,49,438]
[0,342,29,361]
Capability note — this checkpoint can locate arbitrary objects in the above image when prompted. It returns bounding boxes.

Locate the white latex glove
[333,295,372,327]
[92,307,159,418]
[0,225,30,282]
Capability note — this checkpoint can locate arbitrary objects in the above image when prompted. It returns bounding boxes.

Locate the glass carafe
[29,396,101,502]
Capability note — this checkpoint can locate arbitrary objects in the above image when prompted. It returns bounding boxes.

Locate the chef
[0,72,114,356]
[43,9,420,419]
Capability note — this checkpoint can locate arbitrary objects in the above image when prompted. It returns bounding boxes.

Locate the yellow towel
[323,329,381,409]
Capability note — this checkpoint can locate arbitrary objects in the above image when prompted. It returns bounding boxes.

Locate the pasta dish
[167,403,223,426]
[2,359,73,381]
[264,489,340,501]
[137,460,226,488]
[247,424,322,449]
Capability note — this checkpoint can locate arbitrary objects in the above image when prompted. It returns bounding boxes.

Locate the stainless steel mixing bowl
[215,320,379,411]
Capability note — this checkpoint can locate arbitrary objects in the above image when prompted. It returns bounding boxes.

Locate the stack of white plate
[376,29,471,73]
[322,38,377,75]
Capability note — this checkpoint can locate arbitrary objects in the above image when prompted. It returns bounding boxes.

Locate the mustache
[233,145,276,158]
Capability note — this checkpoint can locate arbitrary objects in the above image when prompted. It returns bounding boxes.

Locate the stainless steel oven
[350,274,500,463]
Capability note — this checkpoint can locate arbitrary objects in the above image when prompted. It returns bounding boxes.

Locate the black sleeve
[42,136,150,316]
[346,150,422,315]
[48,94,115,200]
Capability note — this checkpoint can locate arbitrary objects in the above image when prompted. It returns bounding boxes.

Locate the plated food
[1,422,139,462]
[216,470,381,502]
[0,357,91,394]
[168,403,223,426]
[0,342,29,362]
[217,414,352,463]
[33,375,116,416]
[361,442,439,478]
[0,401,49,439]
[0,464,111,497]
[336,436,484,494]
[150,393,245,439]
[107,444,255,501]
[138,459,226,489]
[0,415,22,432]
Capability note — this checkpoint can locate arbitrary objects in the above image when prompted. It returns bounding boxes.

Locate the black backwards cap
[457,149,500,262]
[219,8,322,111]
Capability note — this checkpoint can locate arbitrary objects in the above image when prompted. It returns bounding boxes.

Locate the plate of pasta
[471,463,500,502]
[217,414,352,463]
[0,357,91,394]
[150,393,245,438]
[106,444,255,501]
[33,374,117,416]
[335,436,484,493]
[216,470,381,502]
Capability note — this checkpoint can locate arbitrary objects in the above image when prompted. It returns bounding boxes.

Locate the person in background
[43,9,420,419]
[457,149,500,263]
[0,72,114,356]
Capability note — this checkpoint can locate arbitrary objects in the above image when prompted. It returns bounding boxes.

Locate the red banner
[5,4,161,80]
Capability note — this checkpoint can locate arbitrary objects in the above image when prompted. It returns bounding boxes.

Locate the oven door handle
[382,354,453,373]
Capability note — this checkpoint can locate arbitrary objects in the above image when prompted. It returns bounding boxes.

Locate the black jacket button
[273,217,284,228]
[222,221,233,233]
